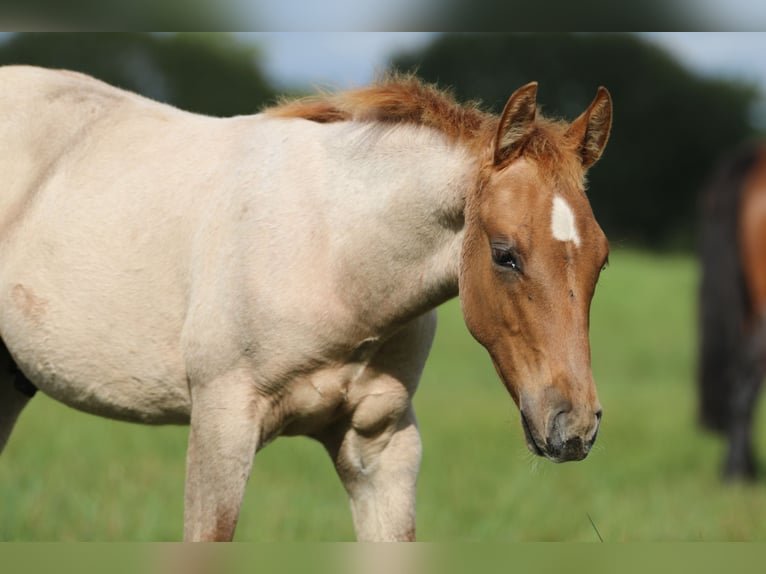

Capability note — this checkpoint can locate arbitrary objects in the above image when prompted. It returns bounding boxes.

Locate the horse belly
[3,329,191,424]
[0,280,191,424]
[0,173,195,422]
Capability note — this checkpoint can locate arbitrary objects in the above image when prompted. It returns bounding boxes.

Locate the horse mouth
[520,411,596,463]
[520,411,545,457]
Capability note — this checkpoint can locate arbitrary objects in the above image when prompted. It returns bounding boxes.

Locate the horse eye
[492,247,521,271]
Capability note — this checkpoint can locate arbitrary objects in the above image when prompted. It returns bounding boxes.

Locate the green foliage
[3,250,766,541]
[0,33,276,116]
[0,1,236,32]
[436,0,708,31]
[392,33,760,248]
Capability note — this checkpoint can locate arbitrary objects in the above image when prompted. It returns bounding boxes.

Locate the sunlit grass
[2,249,766,540]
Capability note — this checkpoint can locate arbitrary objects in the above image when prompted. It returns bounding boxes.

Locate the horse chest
[260,336,409,441]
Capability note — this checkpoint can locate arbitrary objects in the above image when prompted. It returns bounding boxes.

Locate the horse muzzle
[520,405,602,463]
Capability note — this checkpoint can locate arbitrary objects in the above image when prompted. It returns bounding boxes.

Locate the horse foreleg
[320,312,434,541]
[724,322,766,480]
[725,378,759,480]
[184,370,261,541]
[323,406,421,541]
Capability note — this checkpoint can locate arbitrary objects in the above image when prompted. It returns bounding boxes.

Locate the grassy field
[2,249,766,541]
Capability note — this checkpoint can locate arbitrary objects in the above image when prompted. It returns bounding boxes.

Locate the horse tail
[697,143,760,433]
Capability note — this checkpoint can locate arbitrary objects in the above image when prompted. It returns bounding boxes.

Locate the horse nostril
[588,410,603,449]
[552,401,572,423]
[548,405,573,450]
[550,409,567,437]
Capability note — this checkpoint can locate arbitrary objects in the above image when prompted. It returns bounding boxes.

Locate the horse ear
[494,82,538,165]
[566,86,612,169]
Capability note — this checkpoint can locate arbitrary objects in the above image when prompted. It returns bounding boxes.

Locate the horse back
[0,66,179,237]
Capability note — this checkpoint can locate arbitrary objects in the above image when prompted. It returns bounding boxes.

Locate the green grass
[2,249,766,541]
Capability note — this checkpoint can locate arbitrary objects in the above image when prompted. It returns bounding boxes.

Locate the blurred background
[1,0,766,30]
[1,31,766,541]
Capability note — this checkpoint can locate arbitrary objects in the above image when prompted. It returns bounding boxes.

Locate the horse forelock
[513,121,584,183]
[472,120,587,208]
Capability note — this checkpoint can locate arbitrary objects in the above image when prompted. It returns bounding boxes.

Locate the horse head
[460,82,612,462]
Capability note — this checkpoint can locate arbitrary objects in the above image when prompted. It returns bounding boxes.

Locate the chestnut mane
[265,74,495,149]
[265,74,581,176]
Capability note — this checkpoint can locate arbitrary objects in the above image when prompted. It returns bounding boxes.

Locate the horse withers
[0,66,611,540]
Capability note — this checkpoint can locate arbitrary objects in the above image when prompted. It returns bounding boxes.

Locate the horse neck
[323,122,476,332]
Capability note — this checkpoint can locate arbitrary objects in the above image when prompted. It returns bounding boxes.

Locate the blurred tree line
[0,33,275,117]
[393,34,760,248]
[0,33,758,249]
[436,0,708,31]
[0,2,236,37]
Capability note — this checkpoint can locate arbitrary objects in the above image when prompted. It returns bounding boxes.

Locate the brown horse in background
[699,142,766,480]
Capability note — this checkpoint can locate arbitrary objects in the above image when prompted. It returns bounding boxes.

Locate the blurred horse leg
[728,153,766,480]
[0,341,36,454]
[724,317,766,480]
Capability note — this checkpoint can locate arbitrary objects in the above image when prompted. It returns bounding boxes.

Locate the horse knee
[351,387,410,438]
[336,403,419,483]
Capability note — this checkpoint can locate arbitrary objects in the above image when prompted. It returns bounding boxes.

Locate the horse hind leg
[0,341,37,454]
